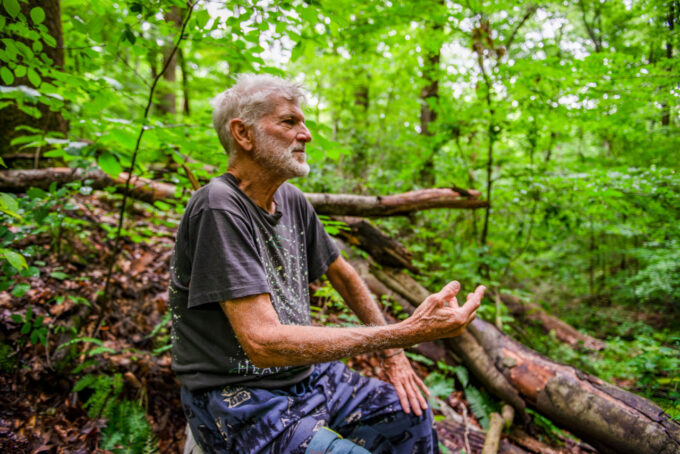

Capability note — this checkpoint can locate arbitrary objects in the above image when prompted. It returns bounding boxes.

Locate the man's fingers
[450,296,459,309]
[461,285,485,317]
[407,385,423,416]
[412,376,429,411]
[414,373,430,397]
[438,281,460,302]
[394,382,411,414]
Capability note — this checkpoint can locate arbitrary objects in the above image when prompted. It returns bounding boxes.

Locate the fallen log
[374,268,680,453]
[336,223,680,454]
[337,217,419,273]
[0,168,486,216]
[497,292,605,351]
[305,188,488,216]
[469,320,680,454]
[0,167,180,204]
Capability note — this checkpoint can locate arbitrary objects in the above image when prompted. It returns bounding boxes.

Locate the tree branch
[98,1,199,326]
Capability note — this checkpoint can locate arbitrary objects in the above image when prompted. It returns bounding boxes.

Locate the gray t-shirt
[169,173,339,391]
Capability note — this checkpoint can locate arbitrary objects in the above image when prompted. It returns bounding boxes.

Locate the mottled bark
[305,188,487,217]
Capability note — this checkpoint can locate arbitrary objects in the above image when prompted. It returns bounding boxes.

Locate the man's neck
[227,160,286,214]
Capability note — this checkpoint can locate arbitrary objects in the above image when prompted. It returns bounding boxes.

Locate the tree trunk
[661,0,675,126]
[418,1,444,186]
[178,48,191,115]
[156,6,183,115]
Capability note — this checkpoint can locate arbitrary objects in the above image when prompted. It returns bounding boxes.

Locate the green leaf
[27,67,41,87]
[453,365,469,388]
[0,66,14,85]
[12,282,30,298]
[121,25,136,45]
[26,187,48,199]
[3,0,19,19]
[1,248,27,270]
[97,151,123,177]
[49,271,69,280]
[42,33,56,48]
[0,192,19,215]
[30,7,45,25]
[13,65,26,77]
[20,266,40,278]
[424,372,454,400]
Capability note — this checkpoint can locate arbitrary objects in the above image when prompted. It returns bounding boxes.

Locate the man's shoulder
[278,182,314,215]
[188,174,245,213]
[279,181,306,200]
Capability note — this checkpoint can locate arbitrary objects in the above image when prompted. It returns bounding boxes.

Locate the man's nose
[297,123,312,143]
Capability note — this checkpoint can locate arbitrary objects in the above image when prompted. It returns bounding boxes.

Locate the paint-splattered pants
[181,361,439,453]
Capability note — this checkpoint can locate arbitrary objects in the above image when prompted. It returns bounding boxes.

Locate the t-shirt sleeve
[302,198,340,282]
[186,208,269,308]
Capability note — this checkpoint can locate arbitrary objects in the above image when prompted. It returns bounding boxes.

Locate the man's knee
[306,427,371,454]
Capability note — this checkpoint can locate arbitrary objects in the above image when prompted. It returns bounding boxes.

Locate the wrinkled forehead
[262,94,304,118]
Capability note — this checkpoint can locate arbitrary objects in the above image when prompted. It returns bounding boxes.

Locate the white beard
[253,127,310,179]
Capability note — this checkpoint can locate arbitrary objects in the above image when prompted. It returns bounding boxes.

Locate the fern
[75,373,156,453]
[464,386,498,430]
[100,399,156,453]
[74,373,122,418]
[424,372,454,400]
[452,365,469,389]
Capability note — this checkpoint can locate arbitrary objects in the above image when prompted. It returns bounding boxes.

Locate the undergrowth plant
[74,373,156,453]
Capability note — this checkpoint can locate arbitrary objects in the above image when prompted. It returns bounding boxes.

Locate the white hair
[211,74,307,157]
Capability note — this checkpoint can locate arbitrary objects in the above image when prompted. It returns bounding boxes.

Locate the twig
[504,5,537,52]
[95,1,199,336]
[462,403,471,454]
[115,52,152,89]
[494,289,503,330]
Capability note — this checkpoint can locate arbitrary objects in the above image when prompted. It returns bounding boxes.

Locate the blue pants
[181,361,439,453]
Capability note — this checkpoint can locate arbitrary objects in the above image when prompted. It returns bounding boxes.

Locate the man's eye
[283,119,295,125]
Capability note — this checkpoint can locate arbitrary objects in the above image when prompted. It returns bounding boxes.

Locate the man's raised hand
[409,281,485,341]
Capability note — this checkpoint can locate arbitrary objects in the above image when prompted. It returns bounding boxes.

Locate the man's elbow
[239,333,286,369]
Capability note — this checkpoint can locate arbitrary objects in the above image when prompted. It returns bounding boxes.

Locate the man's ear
[229,119,254,152]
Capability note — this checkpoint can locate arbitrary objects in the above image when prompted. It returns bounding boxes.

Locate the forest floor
[0,191,657,453]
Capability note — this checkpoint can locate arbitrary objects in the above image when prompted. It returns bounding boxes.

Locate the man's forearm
[241,319,419,368]
[326,256,389,327]
[222,279,484,370]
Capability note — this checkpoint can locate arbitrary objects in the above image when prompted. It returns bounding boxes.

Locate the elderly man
[170,74,484,454]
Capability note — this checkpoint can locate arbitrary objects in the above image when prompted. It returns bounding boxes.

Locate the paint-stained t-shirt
[169,173,339,391]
